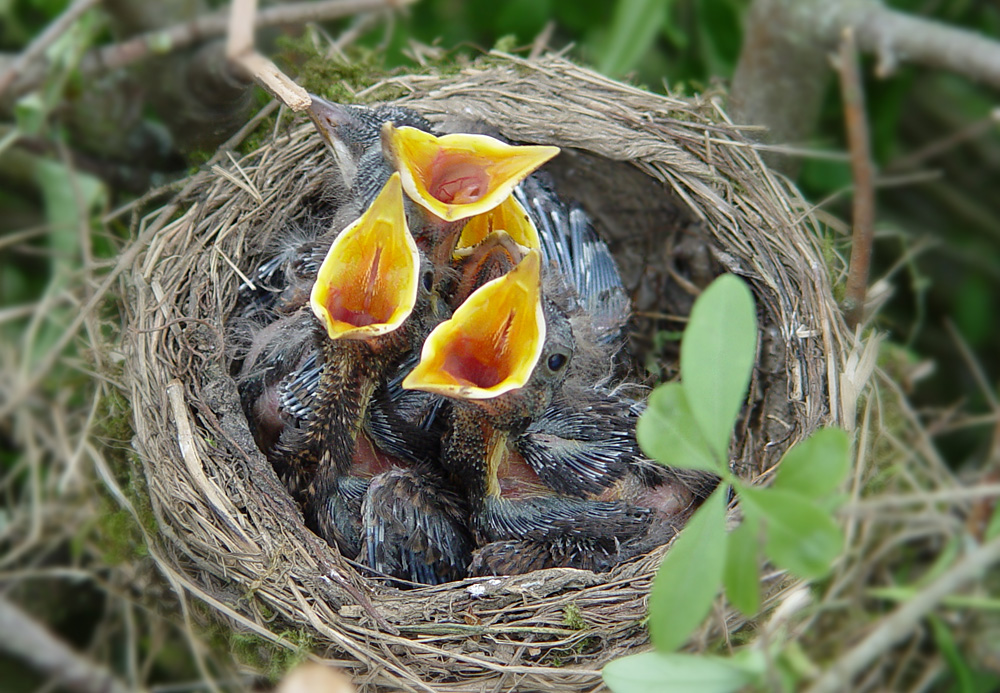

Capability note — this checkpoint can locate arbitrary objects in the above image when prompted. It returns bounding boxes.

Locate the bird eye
[421,270,434,292]
[547,353,568,372]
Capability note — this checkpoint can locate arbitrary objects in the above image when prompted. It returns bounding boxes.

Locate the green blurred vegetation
[1,0,999,687]
[3,1,998,459]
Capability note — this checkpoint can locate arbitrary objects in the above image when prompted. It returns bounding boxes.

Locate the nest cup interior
[123,56,847,690]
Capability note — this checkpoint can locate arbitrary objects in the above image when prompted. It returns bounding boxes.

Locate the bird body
[233,97,713,581]
[404,252,655,574]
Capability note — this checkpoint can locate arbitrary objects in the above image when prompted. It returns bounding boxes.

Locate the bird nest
[122,54,850,691]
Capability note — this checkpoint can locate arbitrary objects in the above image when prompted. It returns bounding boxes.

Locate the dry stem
[837,27,876,330]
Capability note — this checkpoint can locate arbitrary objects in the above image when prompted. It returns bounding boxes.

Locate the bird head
[310,172,420,341]
[403,251,573,403]
[452,194,540,258]
[381,124,559,223]
[307,95,432,195]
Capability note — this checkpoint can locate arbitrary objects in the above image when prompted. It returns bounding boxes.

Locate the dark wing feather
[362,469,472,585]
[480,495,650,544]
[365,353,447,466]
[516,395,634,498]
[515,174,630,346]
[469,536,620,575]
[278,351,322,423]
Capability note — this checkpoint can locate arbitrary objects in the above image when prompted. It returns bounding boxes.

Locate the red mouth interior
[428,157,490,205]
[437,312,519,389]
[324,288,380,327]
[323,248,392,328]
[441,335,504,389]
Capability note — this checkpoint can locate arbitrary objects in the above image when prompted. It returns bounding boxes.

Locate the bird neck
[445,405,507,508]
[311,337,392,475]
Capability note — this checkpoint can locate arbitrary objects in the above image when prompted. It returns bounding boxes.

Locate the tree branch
[227,0,310,111]
[804,534,1000,693]
[837,28,876,330]
[0,594,136,693]
[731,0,1000,173]
[812,0,1000,89]
[3,0,415,102]
[0,0,101,98]
[729,0,830,174]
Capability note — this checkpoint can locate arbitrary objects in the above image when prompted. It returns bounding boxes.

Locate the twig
[837,28,876,330]
[943,320,1000,411]
[4,0,415,101]
[887,109,1000,172]
[227,0,308,111]
[731,0,1000,174]
[0,594,137,693]
[840,483,1000,513]
[804,534,1000,693]
[0,0,101,98]
[817,1,1000,89]
[529,22,556,60]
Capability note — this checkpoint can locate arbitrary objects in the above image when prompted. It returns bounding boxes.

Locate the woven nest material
[123,54,850,691]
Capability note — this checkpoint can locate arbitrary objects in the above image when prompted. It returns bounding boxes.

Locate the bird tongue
[428,157,489,205]
[322,292,381,329]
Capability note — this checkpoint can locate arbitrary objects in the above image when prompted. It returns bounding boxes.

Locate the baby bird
[269,172,471,583]
[404,252,654,574]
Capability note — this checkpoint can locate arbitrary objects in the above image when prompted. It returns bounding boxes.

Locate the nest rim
[120,53,851,691]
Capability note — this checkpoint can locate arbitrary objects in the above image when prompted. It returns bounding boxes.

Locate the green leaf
[773,428,851,498]
[35,159,105,271]
[723,514,760,616]
[986,503,1000,542]
[741,486,843,580]
[649,487,728,651]
[603,651,756,693]
[638,383,720,472]
[15,92,46,136]
[598,0,669,76]
[929,615,976,693]
[680,274,757,462]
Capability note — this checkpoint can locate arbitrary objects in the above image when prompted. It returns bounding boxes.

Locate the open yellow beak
[403,251,545,399]
[453,194,540,258]
[310,172,419,340]
[383,124,559,222]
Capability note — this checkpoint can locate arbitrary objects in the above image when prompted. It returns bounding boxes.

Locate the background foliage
[1,0,999,690]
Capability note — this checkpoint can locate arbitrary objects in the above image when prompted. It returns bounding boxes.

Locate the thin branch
[0,0,101,98]
[805,534,1000,693]
[731,0,1000,174]
[837,27,876,330]
[812,0,1000,90]
[4,0,415,101]
[0,594,136,693]
[887,109,1000,172]
[227,0,309,111]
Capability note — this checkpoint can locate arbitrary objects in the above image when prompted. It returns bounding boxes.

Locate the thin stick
[887,110,1000,172]
[0,0,101,98]
[227,0,309,110]
[805,535,1000,693]
[0,594,136,693]
[837,28,876,330]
